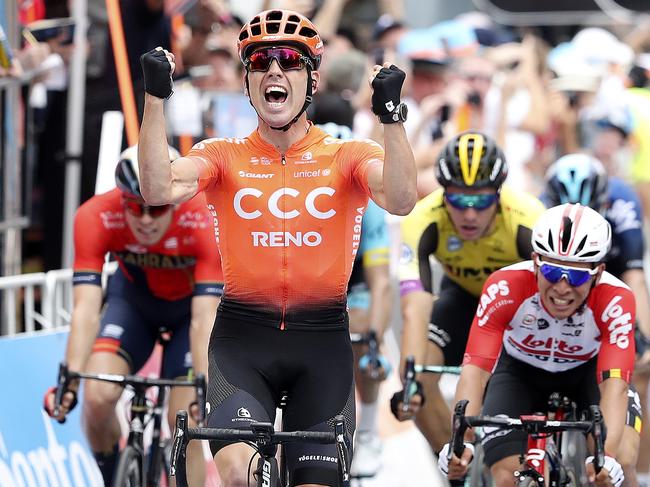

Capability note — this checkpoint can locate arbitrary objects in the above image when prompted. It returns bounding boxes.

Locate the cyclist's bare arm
[138,94,200,205]
[365,264,391,341]
[599,377,630,457]
[399,290,434,374]
[366,124,417,216]
[453,364,491,421]
[65,284,103,372]
[190,295,220,378]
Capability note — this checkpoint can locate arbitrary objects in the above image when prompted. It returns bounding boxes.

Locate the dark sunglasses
[245,47,311,72]
[445,193,498,211]
[536,258,598,287]
[123,199,172,218]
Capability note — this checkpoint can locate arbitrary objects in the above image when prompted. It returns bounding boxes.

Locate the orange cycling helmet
[238,9,323,69]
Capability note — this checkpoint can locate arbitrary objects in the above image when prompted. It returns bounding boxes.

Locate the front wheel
[113,445,144,487]
[467,440,493,487]
[562,467,579,487]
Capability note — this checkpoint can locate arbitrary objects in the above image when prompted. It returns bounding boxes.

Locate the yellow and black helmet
[435,131,507,189]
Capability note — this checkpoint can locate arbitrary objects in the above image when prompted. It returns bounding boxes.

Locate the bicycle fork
[515,429,547,486]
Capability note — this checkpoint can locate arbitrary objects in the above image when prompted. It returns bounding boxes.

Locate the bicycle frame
[515,395,577,486]
[170,411,351,487]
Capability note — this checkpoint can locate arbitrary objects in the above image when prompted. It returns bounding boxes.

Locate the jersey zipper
[280,155,287,330]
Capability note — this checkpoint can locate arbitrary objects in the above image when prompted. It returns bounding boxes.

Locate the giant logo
[234,187,336,220]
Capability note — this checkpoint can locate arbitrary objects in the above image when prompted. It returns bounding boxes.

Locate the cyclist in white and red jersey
[440,203,640,487]
[137,8,417,487]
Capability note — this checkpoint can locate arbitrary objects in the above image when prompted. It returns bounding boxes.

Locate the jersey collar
[248,122,329,157]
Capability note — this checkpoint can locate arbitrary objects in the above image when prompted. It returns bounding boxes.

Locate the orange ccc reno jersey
[73,189,223,300]
[188,124,384,329]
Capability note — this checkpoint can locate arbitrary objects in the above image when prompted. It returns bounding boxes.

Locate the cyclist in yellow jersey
[626,87,650,226]
[391,131,545,453]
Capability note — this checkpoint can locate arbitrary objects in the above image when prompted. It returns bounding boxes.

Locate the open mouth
[136,227,157,237]
[264,85,288,105]
[550,296,573,308]
[460,225,479,235]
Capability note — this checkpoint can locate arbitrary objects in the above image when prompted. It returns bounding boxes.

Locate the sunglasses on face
[536,258,599,287]
[444,192,498,211]
[123,199,172,218]
[245,47,311,72]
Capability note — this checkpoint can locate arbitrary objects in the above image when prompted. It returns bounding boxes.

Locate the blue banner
[0,329,102,486]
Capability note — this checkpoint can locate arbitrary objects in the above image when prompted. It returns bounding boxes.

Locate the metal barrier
[0,262,117,336]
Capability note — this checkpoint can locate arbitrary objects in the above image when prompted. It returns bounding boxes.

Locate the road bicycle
[448,397,606,487]
[53,359,205,487]
[169,410,351,487]
[394,356,489,486]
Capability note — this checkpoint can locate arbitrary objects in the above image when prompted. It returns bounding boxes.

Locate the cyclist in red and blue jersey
[137,8,416,486]
[542,153,649,484]
[44,146,223,486]
[440,204,639,487]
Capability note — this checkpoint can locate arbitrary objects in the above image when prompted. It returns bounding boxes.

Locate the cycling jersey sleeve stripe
[72,271,102,286]
[194,282,224,297]
[400,279,424,296]
[362,247,389,267]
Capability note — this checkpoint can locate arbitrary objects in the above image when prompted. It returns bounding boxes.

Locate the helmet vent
[250,15,261,25]
[547,231,555,252]
[267,22,280,34]
[266,10,283,21]
[536,240,551,253]
[580,250,600,258]
[251,24,262,36]
[299,26,318,38]
[560,216,573,252]
[574,234,587,255]
[284,23,297,34]
[239,31,248,42]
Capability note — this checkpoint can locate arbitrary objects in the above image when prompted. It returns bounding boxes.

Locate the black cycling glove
[371,65,405,120]
[140,48,173,99]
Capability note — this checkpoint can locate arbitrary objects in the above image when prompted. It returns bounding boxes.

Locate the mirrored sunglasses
[123,199,172,218]
[536,258,598,287]
[245,47,311,72]
[445,193,498,211]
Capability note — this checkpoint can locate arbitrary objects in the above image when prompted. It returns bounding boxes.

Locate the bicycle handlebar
[401,355,416,413]
[170,411,351,487]
[53,362,206,421]
[415,365,462,374]
[448,400,606,477]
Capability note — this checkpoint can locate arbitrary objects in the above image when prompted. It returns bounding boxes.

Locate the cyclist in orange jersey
[137,9,416,487]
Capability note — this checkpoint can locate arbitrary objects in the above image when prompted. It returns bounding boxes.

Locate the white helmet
[532,203,611,263]
[115,144,181,198]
